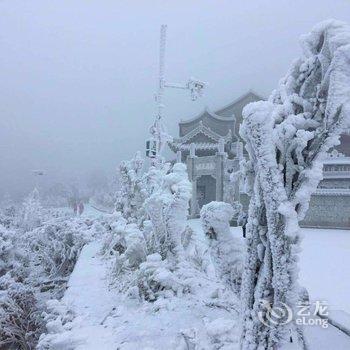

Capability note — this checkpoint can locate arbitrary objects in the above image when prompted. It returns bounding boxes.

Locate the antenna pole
[148,25,206,163]
[157,24,167,121]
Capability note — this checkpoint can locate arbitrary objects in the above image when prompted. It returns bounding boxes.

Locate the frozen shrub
[124,224,147,268]
[0,224,15,276]
[100,212,128,257]
[0,277,44,350]
[27,220,88,280]
[145,163,192,260]
[200,201,234,239]
[0,205,18,229]
[200,201,244,294]
[240,20,350,349]
[113,224,147,274]
[36,299,77,350]
[21,188,43,231]
[137,253,182,302]
[115,152,145,224]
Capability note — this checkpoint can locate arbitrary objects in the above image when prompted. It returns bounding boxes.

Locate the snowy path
[59,241,118,350]
[50,238,239,349]
[43,221,350,349]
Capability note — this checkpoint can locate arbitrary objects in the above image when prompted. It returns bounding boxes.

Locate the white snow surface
[40,221,241,349]
[40,219,350,350]
[299,228,350,314]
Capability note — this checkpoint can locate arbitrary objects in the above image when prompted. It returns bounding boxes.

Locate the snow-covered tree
[145,163,191,261]
[21,188,42,231]
[200,201,244,294]
[239,20,350,349]
[115,152,145,224]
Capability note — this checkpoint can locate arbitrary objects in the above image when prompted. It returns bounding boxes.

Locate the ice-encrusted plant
[240,20,350,349]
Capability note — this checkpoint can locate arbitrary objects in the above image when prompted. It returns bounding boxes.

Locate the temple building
[169,91,350,229]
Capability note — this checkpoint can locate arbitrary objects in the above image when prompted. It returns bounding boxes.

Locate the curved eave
[214,90,266,115]
[168,141,220,152]
[179,107,235,126]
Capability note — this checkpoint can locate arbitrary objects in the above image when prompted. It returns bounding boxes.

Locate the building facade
[169,91,350,229]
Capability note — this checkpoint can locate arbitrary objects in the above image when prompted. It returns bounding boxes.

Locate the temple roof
[169,121,232,152]
[214,90,264,118]
[178,91,264,141]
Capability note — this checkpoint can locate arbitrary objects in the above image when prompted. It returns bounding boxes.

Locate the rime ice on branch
[239,20,350,349]
[145,163,192,261]
[200,201,244,294]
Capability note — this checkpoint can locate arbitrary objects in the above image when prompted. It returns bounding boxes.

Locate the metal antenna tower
[147,25,207,161]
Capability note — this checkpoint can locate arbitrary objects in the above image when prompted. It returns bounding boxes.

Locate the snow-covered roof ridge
[179,107,235,125]
[170,121,232,148]
[179,91,265,126]
[214,90,265,116]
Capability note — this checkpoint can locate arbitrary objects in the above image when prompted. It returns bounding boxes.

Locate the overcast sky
[1,0,350,199]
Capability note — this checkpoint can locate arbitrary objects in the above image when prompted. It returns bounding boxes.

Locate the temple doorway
[196,175,216,209]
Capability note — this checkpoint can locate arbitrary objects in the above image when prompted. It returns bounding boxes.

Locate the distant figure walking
[78,201,84,216]
[73,202,78,216]
[238,211,248,238]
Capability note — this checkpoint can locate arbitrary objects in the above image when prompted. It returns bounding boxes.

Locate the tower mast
[147,25,207,162]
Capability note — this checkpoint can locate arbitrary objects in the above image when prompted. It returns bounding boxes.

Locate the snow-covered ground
[193,220,350,349]
[39,223,241,349]
[299,228,350,314]
[40,218,350,349]
[204,220,350,315]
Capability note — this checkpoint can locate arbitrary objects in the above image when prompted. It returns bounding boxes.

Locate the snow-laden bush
[0,205,19,229]
[106,163,193,301]
[26,219,91,282]
[0,224,28,282]
[113,223,147,274]
[0,275,44,350]
[0,208,96,349]
[0,224,15,276]
[140,161,170,199]
[115,152,145,224]
[100,211,128,257]
[36,299,77,350]
[240,20,350,349]
[100,211,148,272]
[21,188,43,231]
[145,163,192,260]
[200,202,244,294]
[175,318,239,350]
[136,253,181,301]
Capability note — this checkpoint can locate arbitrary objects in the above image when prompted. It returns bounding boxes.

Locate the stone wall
[301,194,350,228]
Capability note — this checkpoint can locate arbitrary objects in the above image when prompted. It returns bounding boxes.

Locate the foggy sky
[1,0,350,199]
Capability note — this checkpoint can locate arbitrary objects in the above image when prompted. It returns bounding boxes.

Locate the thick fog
[1,0,350,200]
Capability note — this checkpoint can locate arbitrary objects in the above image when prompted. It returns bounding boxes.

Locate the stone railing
[323,170,350,178]
[314,188,350,195]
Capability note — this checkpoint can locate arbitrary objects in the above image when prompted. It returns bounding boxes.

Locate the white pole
[148,25,206,164]
[157,24,167,121]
